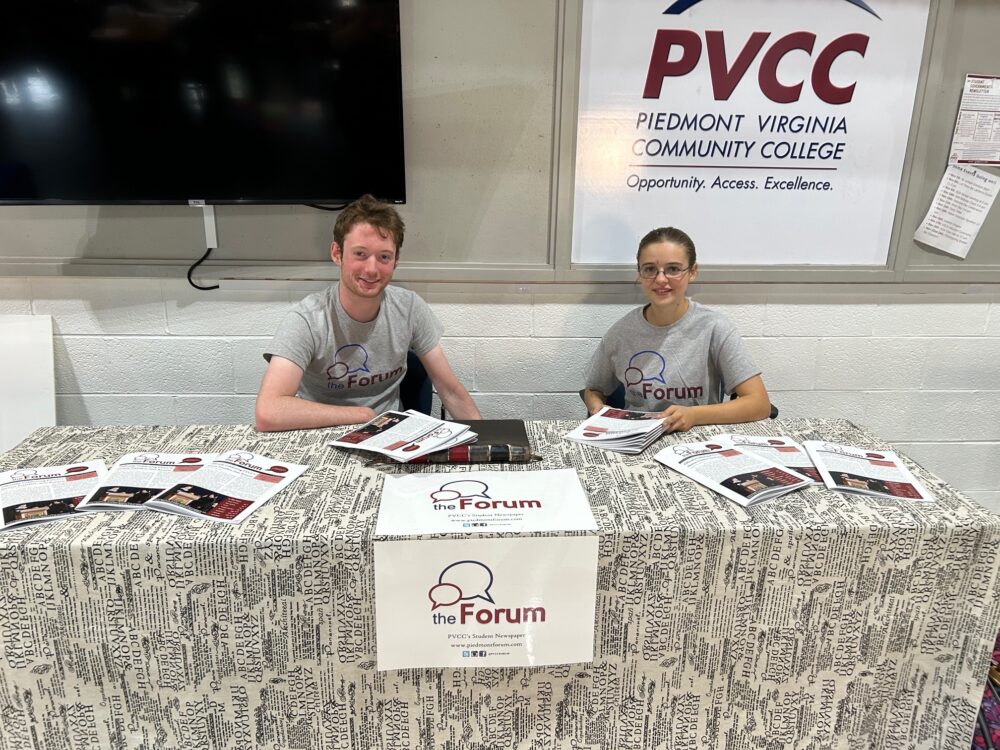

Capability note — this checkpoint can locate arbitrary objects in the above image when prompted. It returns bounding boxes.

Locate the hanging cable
[187,246,220,290]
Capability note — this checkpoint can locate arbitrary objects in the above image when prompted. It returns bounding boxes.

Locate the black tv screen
[0,0,405,204]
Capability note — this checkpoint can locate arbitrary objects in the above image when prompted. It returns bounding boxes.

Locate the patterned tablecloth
[0,419,998,749]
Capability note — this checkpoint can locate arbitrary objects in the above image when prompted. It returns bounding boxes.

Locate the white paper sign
[376,468,597,535]
[573,0,930,265]
[949,74,1000,166]
[374,536,599,669]
[914,165,1000,259]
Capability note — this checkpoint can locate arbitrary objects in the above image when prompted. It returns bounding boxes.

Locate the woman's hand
[582,388,608,416]
[657,404,698,433]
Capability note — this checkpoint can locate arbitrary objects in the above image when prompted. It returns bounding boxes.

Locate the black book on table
[454,420,530,447]
[413,420,534,464]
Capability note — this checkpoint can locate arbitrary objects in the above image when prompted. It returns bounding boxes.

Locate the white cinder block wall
[2,276,999,513]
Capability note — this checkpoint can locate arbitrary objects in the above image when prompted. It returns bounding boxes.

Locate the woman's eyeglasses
[638,264,691,280]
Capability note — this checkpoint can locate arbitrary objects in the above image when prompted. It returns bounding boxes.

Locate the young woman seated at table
[582,226,772,433]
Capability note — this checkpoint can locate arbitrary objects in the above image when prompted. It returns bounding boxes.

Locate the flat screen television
[0,0,405,204]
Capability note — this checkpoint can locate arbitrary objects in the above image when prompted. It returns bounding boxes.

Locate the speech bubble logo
[439,560,495,604]
[430,489,461,503]
[326,362,347,379]
[627,350,667,385]
[334,344,370,375]
[133,453,160,463]
[432,480,490,502]
[428,582,462,610]
[10,470,39,480]
[225,452,255,463]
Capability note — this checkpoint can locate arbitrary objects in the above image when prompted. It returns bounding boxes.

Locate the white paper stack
[804,441,933,502]
[77,452,215,511]
[564,406,666,454]
[0,461,107,530]
[145,451,308,523]
[329,410,476,462]
[720,434,821,483]
[655,438,811,508]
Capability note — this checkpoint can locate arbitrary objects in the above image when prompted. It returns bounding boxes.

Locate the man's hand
[255,356,375,431]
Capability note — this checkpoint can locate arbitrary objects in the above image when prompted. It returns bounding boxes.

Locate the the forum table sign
[374,469,599,669]
[374,536,599,670]
[375,468,598,534]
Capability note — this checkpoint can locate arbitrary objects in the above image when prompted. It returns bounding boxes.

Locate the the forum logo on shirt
[626,350,704,401]
[325,343,403,390]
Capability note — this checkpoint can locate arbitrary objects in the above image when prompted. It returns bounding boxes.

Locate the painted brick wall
[2,276,998,512]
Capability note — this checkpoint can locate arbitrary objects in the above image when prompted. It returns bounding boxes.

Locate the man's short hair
[333,194,406,255]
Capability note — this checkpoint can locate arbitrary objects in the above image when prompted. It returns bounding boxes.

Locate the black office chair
[577,383,626,410]
[400,351,433,415]
[578,381,778,418]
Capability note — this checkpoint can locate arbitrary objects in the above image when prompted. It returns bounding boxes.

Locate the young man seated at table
[255,195,481,431]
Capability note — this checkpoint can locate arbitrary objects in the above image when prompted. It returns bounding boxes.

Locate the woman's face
[637,240,697,309]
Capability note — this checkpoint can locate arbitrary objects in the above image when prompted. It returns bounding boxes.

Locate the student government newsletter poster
[572,0,930,265]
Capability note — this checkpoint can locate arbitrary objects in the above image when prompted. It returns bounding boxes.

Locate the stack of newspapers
[0,451,308,528]
[328,410,476,462]
[564,406,666,454]
[654,435,935,507]
[803,440,933,502]
[655,437,812,507]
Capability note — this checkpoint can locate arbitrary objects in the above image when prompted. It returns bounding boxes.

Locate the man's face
[331,222,398,301]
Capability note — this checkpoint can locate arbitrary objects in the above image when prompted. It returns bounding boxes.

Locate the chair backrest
[400,351,433,415]
[577,381,626,413]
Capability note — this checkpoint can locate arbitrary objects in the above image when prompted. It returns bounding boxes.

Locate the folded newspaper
[720,434,821,483]
[78,452,215,511]
[803,441,934,502]
[564,406,666,454]
[329,410,476,462]
[144,451,308,523]
[0,461,107,530]
[654,438,812,507]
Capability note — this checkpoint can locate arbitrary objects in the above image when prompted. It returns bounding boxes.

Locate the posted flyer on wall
[914,164,1000,259]
[948,74,1000,166]
[374,536,599,669]
[375,468,598,535]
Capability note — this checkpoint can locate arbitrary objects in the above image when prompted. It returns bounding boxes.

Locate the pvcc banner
[572,0,930,265]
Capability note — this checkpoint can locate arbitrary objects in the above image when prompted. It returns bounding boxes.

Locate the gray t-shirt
[585,301,759,411]
[264,284,443,413]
